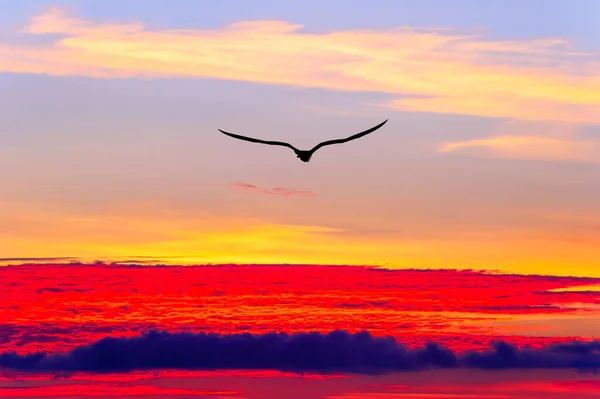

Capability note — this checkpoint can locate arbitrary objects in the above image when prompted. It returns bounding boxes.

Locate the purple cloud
[0,330,598,374]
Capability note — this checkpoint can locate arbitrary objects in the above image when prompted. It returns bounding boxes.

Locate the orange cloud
[2,7,600,122]
[438,135,600,162]
[438,121,600,162]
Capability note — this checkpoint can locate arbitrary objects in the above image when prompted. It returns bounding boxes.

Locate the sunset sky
[1,2,599,398]
[2,0,600,276]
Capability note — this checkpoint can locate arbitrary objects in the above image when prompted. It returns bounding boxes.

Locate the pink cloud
[230,183,316,197]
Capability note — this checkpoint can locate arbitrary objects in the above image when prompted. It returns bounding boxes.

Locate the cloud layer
[3,7,600,122]
[1,330,598,374]
[1,264,598,356]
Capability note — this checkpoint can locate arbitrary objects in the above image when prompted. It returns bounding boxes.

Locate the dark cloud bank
[1,330,598,374]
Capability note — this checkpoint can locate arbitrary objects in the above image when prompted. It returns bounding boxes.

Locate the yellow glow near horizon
[2,201,600,277]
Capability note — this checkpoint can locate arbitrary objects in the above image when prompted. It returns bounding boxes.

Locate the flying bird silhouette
[218,119,388,163]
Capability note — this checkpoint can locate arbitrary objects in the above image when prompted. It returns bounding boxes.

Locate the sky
[1,2,600,398]
[1,1,600,276]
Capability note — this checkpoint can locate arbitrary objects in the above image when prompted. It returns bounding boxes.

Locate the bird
[218,119,388,163]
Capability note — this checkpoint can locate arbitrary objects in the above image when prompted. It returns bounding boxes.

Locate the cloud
[231,183,260,191]
[438,120,600,163]
[0,384,236,397]
[463,340,600,370]
[438,135,600,162]
[34,287,90,294]
[0,330,597,374]
[0,257,77,263]
[3,7,600,122]
[1,265,599,357]
[551,380,600,390]
[231,183,316,197]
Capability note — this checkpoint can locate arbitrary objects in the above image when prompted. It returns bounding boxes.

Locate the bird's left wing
[309,119,388,153]
[218,129,299,152]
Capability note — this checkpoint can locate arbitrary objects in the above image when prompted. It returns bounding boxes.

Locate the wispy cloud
[0,257,77,262]
[231,182,316,197]
[438,121,600,163]
[439,135,600,163]
[3,7,600,122]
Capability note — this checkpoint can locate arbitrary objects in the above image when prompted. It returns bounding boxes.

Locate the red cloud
[1,264,598,356]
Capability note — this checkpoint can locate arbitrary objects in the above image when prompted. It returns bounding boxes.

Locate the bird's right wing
[309,119,388,153]
[218,129,299,152]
